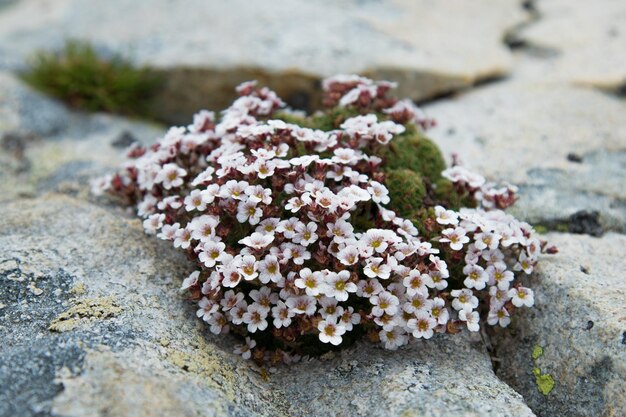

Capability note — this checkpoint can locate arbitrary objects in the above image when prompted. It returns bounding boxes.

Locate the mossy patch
[533,368,555,395]
[22,40,160,117]
[532,345,544,360]
[49,297,122,332]
[380,128,446,183]
[384,169,426,219]
[531,345,555,395]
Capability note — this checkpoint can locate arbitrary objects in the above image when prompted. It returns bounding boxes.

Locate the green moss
[535,372,555,395]
[309,107,360,131]
[384,169,426,219]
[532,345,544,360]
[273,111,314,128]
[531,345,555,395]
[380,128,446,183]
[22,40,160,116]
[274,107,360,131]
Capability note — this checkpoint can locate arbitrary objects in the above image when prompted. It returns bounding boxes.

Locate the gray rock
[517,0,626,91]
[492,233,626,417]
[0,0,528,123]
[0,194,536,417]
[0,71,163,202]
[424,80,626,233]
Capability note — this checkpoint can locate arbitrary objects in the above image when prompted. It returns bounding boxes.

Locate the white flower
[363,257,392,280]
[181,271,200,291]
[514,252,535,274]
[157,222,180,241]
[198,241,226,268]
[434,205,459,225]
[207,312,228,334]
[318,318,346,345]
[258,255,281,284]
[249,286,278,313]
[508,287,534,307]
[474,232,500,251]
[360,229,389,254]
[356,279,383,297]
[271,301,294,328]
[458,309,480,332]
[243,303,269,333]
[324,271,357,301]
[236,255,259,281]
[156,163,187,189]
[339,306,361,331]
[423,271,448,291]
[189,215,219,242]
[237,200,263,225]
[487,306,511,327]
[254,159,276,179]
[173,226,193,249]
[325,220,353,245]
[367,181,390,204]
[221,265,243,288]
[332,148,360,165]
[370,291,399,316]
[239,232,275,249]
[486,262,514,290]
[229,300,248,325]
[462,264,489,290]
[318,296,344,320]
[408,311,437,339]
[220,290,244,311]
[294,268,323,296]
[245,185,273,205]
[451,289,479,312]
[403,293,432,314]
[379,327,408,350]
[191,167,215,186]
[256,217,280,235]
[285,295,316,316]
[337,245,360,266]
[196,297,218,321]
[184,189,211,211]
[429,297,450,325]
[276,217,299,238]
[442,166,485,188]
[283,244,310,265]
[293,222,318,246]
[233,337,256,359]
[220,180,249,200]
[143,213,165,235]
[440,227,470,251]
[402,270,428,296]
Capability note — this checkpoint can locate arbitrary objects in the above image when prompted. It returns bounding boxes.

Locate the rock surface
[492,233,626,417]
[0,195,536,417]
[0,70,163,201]
[0,0,527,122]
[517,0,626,90]
[424,80,626,233]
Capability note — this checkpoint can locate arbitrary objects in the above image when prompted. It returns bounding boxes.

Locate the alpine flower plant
[94,75,555,364]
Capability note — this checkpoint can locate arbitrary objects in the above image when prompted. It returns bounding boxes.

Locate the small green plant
[22,40,160,116]
[531,345,555,395]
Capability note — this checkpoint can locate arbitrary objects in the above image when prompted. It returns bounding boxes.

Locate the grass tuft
[22,40,160,117]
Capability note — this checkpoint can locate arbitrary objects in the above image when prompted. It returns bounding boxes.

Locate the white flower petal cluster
[96,75,545,363]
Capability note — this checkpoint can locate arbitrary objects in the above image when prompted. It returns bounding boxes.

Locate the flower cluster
[95,75,551,364]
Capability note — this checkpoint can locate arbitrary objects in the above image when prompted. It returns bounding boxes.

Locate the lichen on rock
[49,297,122,332]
